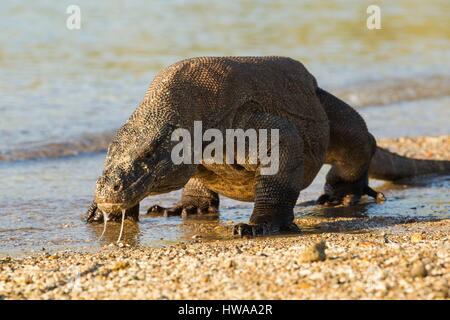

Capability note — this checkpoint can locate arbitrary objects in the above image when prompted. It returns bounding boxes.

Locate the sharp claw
[281,223,301,234]
[364,186,386,204]
[180,205,195,218]
[147,205,165,214]
[232,224,238,236]
[376,192,386,203]
[342,194,360,206]
[232,223,247,237]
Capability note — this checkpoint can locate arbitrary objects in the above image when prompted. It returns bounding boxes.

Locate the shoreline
[0,135,448,299]
[1,217,449,299]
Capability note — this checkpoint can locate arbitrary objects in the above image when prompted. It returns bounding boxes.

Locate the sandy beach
[0,136,449,300]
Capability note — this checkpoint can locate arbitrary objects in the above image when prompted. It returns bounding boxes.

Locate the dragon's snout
[95,175,127,208]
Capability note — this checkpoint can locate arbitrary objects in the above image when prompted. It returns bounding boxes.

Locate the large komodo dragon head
[94,101,194,215]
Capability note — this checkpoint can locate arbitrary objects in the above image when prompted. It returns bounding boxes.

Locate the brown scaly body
[86,56,450,236]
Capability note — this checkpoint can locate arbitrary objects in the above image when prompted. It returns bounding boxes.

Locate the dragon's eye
[140,137,162,160]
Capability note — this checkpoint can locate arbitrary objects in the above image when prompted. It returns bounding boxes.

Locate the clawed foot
[147,204,218,218]
[232,222,301,237]
[86,201,100,223]
[316,186,385,207]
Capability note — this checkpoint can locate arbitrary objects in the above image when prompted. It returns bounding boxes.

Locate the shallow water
[1,1,449,256]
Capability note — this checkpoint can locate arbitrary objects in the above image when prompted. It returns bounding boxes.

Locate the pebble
[111,261,130,271]
[410,261,428,278]
[227,260,236,269]
[410,233,423,243]
[299,241,327,263]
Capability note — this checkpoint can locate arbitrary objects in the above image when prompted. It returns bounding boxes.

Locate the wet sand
[0,136,449,300]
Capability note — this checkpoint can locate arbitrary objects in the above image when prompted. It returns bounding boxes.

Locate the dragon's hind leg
[317,88,385,206]
[147,178,219,217]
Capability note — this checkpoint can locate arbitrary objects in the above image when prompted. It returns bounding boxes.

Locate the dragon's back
[144,56,328,127]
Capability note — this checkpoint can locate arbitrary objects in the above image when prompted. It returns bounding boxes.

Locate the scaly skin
[317,88,449,205]
[87,56,450,236]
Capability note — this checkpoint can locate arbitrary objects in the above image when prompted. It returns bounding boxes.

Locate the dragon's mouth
[96,202,128,213]
[96,192,144,212]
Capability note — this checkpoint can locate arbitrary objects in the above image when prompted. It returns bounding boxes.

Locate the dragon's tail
[369,147,450,181]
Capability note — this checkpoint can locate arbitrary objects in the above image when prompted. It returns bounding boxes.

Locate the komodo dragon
[86,56,450,237]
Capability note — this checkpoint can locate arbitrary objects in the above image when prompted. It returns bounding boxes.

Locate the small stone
[410,233,423,243]
[299,241,326,263]
[410,261,427,278]
[1,257,12,263]
[358,241,378,247]
[258,252,268,257]
[297,282,312,289]
[111,261,130,271]
[16,275,33,285]
[227,260,236,269]
[117,242,124,248]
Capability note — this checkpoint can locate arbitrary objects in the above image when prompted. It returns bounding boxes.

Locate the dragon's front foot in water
[146,191,219,218]
[147,178,220,218]
[232,222,301,237]
[85,201,140,223]
[146,202,218,218]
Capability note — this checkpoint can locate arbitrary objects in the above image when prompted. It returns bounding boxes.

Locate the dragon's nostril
[113,184,121,192]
